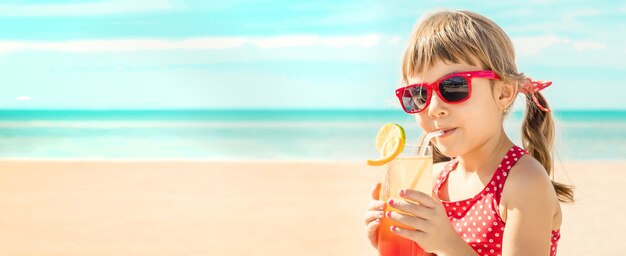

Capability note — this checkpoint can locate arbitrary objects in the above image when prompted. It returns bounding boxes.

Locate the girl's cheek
[414,114,429,128]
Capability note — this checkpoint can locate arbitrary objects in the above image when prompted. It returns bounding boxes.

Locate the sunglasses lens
[439,76,470,102]
[402,86,429,112]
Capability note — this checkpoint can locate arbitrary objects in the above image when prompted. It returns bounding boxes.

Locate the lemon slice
[367,123,405,166]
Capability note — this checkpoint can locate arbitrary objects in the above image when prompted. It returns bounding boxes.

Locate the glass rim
[403,144,432,148]
[396,144,432,158]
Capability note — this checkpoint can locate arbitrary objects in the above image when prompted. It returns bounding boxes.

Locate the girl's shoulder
[501,154,558,210]
[506,155,553,192]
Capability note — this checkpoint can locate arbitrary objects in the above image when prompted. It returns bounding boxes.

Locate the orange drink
[378,146,433,256]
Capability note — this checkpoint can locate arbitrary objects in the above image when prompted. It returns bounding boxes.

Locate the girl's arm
[500,157,557,255]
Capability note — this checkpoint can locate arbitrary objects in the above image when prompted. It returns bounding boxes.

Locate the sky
[1,0,625,110]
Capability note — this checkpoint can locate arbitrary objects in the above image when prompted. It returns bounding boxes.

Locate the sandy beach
[0,159,624,255]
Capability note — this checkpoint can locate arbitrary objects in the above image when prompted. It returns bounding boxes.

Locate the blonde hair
[404,10,574,203]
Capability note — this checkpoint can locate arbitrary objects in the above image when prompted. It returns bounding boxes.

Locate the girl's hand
[363,183,385,249]
[385,189,464,255]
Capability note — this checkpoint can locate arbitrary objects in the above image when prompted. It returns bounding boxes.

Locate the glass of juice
[378,145,432,256]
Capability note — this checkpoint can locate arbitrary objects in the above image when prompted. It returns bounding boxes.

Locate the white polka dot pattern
[433,146,560,256]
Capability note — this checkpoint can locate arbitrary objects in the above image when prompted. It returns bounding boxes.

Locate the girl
[364,10,574,256]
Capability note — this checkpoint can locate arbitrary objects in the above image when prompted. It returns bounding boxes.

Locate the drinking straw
[418,130,444,157]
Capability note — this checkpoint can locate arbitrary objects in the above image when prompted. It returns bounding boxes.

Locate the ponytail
[521,92,575,203]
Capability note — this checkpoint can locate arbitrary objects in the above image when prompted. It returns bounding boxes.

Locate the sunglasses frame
[395,70,501,114]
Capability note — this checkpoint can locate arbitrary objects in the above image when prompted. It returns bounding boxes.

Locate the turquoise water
[0,110,624,161]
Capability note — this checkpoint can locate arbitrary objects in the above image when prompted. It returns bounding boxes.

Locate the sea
[0,110,624,161]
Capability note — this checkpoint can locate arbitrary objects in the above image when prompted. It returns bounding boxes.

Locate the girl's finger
[389,225,426,244]
[366,218,381,234]
[387,198,431,219]
[368,200,386,211]
[363,210,385,224]
[399,189,437,208]
[385,211,430,232]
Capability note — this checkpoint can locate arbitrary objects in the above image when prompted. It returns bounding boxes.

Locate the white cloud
[0,37,247,54]
[572,41,606,51]
[16,96,32,101]
[0,0,176,17]
[513,35,563,56]
[319,34,380,48]
[0,34,383,54]
[254,35,319,48]
[389,36,401,45]
[253,34,380,48]
[178,37,248,49]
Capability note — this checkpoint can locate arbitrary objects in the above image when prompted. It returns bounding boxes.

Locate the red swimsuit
[433,146,560,256]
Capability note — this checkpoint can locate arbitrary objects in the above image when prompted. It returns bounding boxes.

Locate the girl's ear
[495,80,518,112]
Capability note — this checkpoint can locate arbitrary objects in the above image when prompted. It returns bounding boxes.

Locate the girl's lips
[439,128,457,137]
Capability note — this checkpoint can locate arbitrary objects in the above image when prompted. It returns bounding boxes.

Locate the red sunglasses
[395,70,501,114]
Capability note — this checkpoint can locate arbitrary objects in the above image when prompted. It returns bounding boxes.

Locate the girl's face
[409,60,504,158]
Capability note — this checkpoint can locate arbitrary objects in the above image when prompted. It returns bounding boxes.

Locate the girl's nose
[427,92,448,118]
